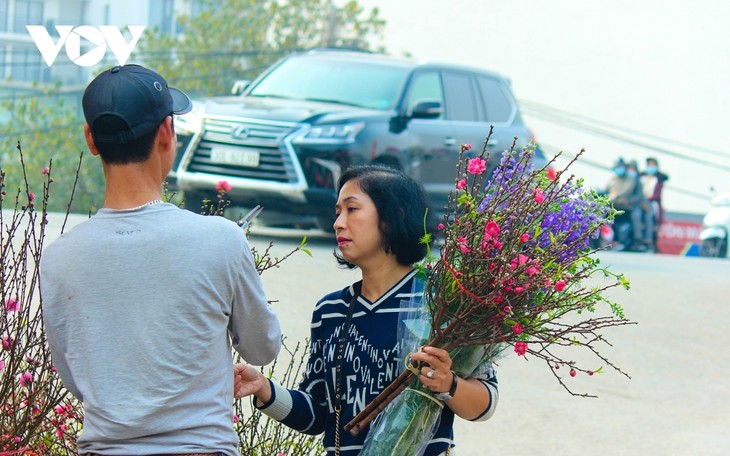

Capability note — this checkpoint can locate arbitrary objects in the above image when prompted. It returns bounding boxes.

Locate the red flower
[458,237,471,253]
[215,180,232,193]
[5,298,19,312]
[466,157,487,175]
[546,168,557,181]
[437,223,445,230]
[19,372,33,387]
[510,254,530,271]
[569,368,577,377]
[533,188,545,204]
[555,279,567,291]
[513,323,523,334]
[519,233,530,243]
[514,341,527,356]
[456,179,467,190]
[484,221,501,239]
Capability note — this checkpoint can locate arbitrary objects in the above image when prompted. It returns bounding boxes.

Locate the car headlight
[293,122,365,144]
[174,107,203,136]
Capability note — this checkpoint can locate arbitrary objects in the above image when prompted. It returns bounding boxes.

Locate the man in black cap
[41,64,281,456]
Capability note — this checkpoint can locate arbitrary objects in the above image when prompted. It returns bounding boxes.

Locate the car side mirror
[411,99,443,119]
[231,80,250,95]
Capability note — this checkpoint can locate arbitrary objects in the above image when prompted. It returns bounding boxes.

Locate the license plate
[210,146,260,168]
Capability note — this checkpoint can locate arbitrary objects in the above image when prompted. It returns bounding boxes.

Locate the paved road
[42,214,730,455]
[247,230,730,456]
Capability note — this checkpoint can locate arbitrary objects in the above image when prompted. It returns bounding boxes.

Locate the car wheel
[700,237,727,258]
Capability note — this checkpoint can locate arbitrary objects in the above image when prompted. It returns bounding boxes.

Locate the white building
[0,0,205,92]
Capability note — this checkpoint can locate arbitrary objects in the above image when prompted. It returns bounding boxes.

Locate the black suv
[170,49,542,229]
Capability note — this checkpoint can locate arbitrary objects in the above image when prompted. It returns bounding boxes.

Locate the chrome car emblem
[232,126,251,140]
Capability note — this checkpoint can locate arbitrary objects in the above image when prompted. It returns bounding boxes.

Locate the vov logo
[26,25,145,67]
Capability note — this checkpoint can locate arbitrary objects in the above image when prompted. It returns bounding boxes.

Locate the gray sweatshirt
[41,203,281,455]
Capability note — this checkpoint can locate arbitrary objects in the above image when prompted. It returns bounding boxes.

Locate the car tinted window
[442,72,479,122]
[249,57,408,110]
[407,71,444,119]
[477,76,514,123]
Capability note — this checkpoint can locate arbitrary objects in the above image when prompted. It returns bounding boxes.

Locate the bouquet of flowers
[346,133,635,453]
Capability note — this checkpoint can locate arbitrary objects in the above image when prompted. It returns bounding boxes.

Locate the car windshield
[248,56,409,110]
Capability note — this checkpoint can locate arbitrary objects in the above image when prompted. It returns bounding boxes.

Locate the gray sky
[356,0,730,214]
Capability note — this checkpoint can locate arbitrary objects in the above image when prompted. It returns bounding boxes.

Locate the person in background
[233,165,498,455]
[606,158,642,250]
[641,157,670,247]
[41,64,282,456]
[626,160,653,251]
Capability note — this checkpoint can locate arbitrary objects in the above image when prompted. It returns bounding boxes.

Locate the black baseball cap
[82,64,192,144]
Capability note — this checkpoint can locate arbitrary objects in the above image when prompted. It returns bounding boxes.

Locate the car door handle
[444,137,457,147]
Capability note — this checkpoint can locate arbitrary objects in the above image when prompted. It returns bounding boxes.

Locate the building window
[13,0,44,33]
[0,0,9,32]
[11,47,43,82]
[149,0,175,35]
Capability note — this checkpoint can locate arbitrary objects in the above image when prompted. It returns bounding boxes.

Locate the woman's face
[334,180,385,266]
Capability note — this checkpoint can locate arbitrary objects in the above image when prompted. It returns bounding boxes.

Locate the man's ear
[156,116,174,151]
[84,124,100,157]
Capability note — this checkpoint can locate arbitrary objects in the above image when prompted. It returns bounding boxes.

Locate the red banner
[657,220,703,255]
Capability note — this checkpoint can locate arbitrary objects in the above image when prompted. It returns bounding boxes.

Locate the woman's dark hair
[334,165,437,268]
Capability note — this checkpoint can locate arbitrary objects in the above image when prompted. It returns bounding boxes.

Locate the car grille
[187,116,300,183]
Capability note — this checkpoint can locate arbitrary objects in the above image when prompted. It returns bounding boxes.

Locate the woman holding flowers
[234,165,498,455]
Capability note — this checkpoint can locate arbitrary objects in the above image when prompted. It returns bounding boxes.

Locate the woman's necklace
[106,199,163,212]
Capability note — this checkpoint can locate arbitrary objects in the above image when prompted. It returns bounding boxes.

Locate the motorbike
[698,191,730,258]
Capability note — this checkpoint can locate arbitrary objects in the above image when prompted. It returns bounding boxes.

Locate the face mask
[645,166,657,175]
[627,170,638,178]
[614,167,626,177]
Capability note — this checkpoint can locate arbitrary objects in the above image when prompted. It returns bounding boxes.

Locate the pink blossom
[41,166,50,176]
[519,233,530,243]
[533,188,545,204]
[514,286,524,294]
[437,223,445,230]
[544,277,553,287]
[555,279,567,291]
[2,336,14,350]
[510,254,530,271]
[484,221,501,239]
[233,414,240,423]
[526,265,540,276]
[514,341,527,356]
[546,168,557,181]
[19,371,33,387]
[463,143,472,151]
[5,298,19,312]
[215,180,232,193]
[28,192,35,201]
[513,323,523,335]
[458,237,470,253]
[0,359,4,371]
[466,157,487,175]
[569,368,577,377]
[456,179,467,190]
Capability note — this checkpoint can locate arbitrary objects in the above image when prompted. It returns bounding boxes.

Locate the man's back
[41,202,280,455]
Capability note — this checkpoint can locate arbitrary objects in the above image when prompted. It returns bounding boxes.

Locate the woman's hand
[409,346,492,420]
[233,363,271,402]
[409,346,453,394]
